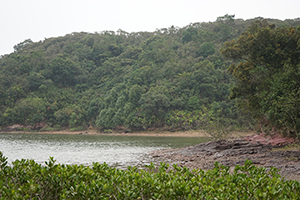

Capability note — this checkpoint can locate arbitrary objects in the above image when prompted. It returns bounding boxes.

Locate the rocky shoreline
[150,133,300,181]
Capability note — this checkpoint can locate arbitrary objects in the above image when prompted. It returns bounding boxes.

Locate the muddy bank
[150,133,300,181]
[0,129,226,137]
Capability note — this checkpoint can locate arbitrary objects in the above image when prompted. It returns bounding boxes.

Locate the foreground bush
[0,152,299,199]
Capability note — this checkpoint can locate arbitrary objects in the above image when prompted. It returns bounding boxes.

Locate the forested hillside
[222,19,300,137]
[1,15,299,132]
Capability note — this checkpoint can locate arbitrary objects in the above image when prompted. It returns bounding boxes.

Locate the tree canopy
[221,19,300,137]
[1,16,300,133]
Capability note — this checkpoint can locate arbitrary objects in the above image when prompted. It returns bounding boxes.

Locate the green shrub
[0,152,299,199]
[69,126,84,131]
[103,129,113,133]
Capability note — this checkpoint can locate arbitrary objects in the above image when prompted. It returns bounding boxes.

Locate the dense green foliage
[0,152,299,199]
[1,16,300,131]
[221,20,300,137]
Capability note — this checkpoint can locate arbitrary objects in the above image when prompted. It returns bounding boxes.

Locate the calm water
[0,133,209,169]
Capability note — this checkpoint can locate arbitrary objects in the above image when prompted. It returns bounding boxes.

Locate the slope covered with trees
[0,15,299,132]
[222,19,300,137]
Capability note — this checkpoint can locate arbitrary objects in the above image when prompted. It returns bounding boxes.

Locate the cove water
[0,133,208,169]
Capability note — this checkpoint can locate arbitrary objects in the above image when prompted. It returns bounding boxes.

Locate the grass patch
[272,143,300,152]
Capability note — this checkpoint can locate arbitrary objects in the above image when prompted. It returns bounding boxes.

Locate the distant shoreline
[0,129,255,138]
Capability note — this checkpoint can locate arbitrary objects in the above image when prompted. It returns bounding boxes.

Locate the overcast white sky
[1,0,299,56]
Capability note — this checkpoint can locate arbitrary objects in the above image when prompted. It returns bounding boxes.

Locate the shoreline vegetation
[1,152,299,199]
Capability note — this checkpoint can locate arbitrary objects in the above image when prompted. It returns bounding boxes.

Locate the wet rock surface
[150,134,300,181]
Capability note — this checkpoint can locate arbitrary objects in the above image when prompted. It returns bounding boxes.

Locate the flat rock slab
[150,135,300,181]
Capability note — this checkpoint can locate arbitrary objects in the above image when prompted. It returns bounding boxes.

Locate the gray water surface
[0,133,209,168]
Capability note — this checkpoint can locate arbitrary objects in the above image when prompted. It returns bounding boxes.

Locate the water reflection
[0,133,209,169]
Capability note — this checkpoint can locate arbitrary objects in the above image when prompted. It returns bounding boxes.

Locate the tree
[187,96,201,111]
[139,86,170,125]
[182,27,198,43]
[4,98,46,125]
[196,42,215,58]
[13,39,33,53]
[49,54,81,86]
[215,14,236,41]
[27,72,45,90]
[216,14,235,24]
[96,108,115,128]
[128,84,143,106]
[221,20,300,137]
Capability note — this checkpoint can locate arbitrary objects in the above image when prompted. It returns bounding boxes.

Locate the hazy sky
[1,0,299,55]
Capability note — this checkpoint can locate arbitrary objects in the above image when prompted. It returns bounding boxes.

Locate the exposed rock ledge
[150,133,300,181]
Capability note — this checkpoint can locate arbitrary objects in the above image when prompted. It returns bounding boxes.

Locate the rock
[149,136,300,181]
